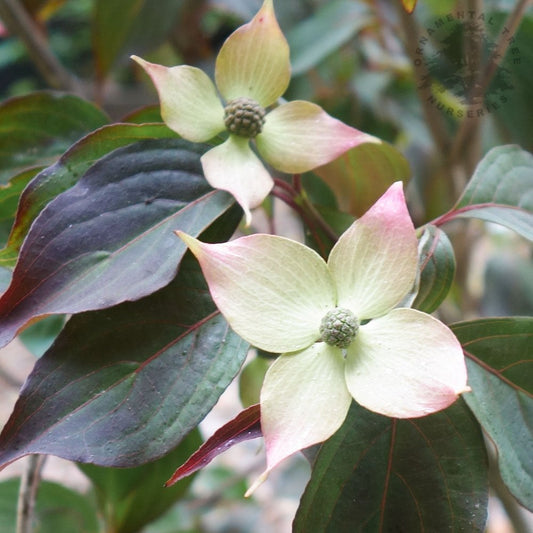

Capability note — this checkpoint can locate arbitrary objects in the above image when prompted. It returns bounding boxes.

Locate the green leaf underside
[313,141,411,218]
[0,122,177,267]
[441,145,533,240]
[0,92,109,184]
[287,0,373,76]
[452,317,533,510]
[0,254,249,468]
[294,401,488,532]
[0,478,99,533]
[78,429,201,533]
[0,138,236,348]
[413,225,456,314]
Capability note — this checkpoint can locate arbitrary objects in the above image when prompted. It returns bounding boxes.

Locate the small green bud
[320,308,359,349]
[224,97,266,138]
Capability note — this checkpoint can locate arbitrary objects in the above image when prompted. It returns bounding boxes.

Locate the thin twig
[0,0,83,94]
[397,5,450,156]
[16,455,46,533]
[449,0,532,164]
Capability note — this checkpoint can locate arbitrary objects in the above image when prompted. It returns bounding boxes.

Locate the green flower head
[132,0,375,224]
[178,182,470,494]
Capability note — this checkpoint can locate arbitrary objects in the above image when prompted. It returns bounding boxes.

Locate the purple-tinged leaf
[166,404,261,486]
[0,138,236,348]
[294,400,488,531]
[413,224,455,313]
[0,123,177,268]
[0,252,249,468]
[0,92,108,183]
[434,146,533,240]
[453,317,533,510]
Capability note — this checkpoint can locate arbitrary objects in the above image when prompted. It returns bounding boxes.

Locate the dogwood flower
[132,0,374,224]
[177,182,469,493]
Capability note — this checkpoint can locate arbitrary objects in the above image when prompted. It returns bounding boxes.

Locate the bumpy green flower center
[224,97,266,138]
[320,308,359,349]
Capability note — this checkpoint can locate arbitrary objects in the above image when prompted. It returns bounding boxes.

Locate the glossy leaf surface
[0,138,236,348]
[294,401,488,532]
[0,254,249,468]
[453,317,533,510]
[0,123,177,267]
[0,92,108,183]
[438,145,533,241]
[413,224,456,313]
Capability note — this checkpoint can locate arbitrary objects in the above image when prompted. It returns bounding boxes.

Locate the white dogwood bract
[177,182,470,494]
[133,0,375,224]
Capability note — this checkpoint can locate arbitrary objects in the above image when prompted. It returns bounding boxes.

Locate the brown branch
[449,0,533,165]
[397,5,450,156]
[0,0,83,94]
[16,455,46,533]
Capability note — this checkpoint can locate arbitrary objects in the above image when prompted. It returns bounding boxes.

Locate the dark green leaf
[0,167,42,250]
[78,429,202,533]
[453,317,533,510]
[94,0,185,79]
[0,138,236,348]
[437,145,533,240]
[413,224,456,313]
[0,252,249,468]
[294,401,488,532]
[0,92,108,183]
[287,1,372,76]
[0,478,99,533]
[0,122,177,267]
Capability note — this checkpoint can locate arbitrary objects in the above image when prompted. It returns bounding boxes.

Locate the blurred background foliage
[1,0,531,317]
[0,0,532,530]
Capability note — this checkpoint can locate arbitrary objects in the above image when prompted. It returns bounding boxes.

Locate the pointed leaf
[413,225,456,313]
[78,429,201,533]
[313,140,411,218]
[177,233,335,353]
[294,401,488,532]
[166,405,261,486]
[132,58,225,142]
[201,136,273,225]
[287,0,372,76]
[437,145,533,240]
[0,123,177,267]
[0,138,235,348]
[215,0,290,106]
[453,317,533,510]
[257,101,375,174]
[0,254,249,468]
[0,92,108,183]
[328,182,418,319]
